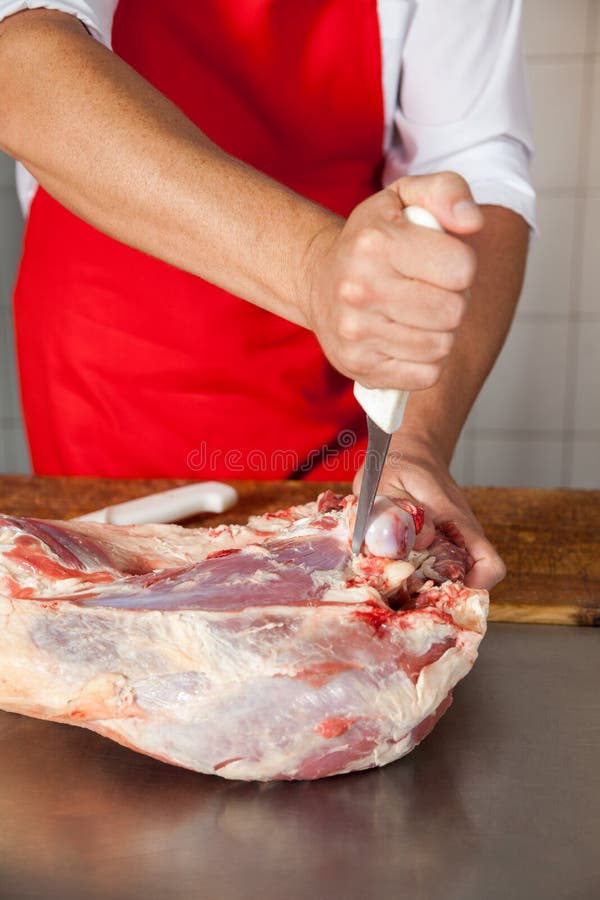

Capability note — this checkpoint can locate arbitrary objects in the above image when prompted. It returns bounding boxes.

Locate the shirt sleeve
[383,0,536,231]
[0,1,118,47]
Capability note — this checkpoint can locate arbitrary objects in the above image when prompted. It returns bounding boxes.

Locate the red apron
[14,0,384,479]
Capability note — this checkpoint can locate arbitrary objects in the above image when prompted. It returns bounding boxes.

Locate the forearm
[395,205,529,463]
[0,9,339,325]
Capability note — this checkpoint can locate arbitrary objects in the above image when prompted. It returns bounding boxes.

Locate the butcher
[0,1,535,591]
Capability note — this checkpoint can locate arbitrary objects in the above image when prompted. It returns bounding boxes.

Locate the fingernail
[452,199,482,226]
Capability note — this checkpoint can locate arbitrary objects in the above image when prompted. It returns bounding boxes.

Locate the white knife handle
[353,205,444,434]
[75,482,238,525]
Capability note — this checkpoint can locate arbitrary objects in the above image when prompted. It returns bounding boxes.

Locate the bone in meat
[0,493,487,780]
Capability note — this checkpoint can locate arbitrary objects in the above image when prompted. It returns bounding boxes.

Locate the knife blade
[351,415,393,555]
[351,205,443,555]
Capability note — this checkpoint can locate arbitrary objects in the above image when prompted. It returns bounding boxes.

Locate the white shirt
[0,0,536,229]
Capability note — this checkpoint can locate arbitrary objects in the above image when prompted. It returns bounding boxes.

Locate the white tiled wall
[0,151,27,473]
[0,1,598,487]
[454,0,600,489]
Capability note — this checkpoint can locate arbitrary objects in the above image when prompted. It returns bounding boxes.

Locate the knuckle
[356,372,380,388]
[431,330,454,361]
[445,292,467,329]
[391,362,442,392]
[337,314,363,342]
[353,227,384,257]
[350,359,371,380]
[338,278,367,307]
[413,363,443,390]
[436,169,470,195]
[341,343,369,375]
[451,245,477,291]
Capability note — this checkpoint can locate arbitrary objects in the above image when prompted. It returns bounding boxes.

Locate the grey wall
[0,151,26,472]
[0,0,598,486]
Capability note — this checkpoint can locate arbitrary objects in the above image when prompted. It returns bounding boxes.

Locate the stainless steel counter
[1,624,598,900]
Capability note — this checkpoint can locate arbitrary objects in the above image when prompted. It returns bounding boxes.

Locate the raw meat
[0,493,488,781]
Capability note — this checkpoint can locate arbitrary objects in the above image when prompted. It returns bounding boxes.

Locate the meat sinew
[0,493,488,781]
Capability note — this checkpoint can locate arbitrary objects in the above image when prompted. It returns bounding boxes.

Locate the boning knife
[351,206,443,554]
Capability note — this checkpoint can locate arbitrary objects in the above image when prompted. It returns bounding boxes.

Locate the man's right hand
[303,172,484,392]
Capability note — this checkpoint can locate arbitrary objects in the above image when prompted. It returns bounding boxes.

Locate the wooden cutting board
[0,475,598,626]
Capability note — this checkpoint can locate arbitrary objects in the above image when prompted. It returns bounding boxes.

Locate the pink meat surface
[0,493,488,781]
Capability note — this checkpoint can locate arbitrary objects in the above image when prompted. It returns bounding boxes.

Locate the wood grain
[0,476,598,626]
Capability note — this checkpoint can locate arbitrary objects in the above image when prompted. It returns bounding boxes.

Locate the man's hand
[303,172,483,391]
[353,431,506,591]
[306,172,504,591]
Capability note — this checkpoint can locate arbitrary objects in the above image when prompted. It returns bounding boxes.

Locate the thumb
[390,171,484,236]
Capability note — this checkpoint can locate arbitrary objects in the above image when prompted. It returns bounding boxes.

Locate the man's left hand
[353,431,506,591]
